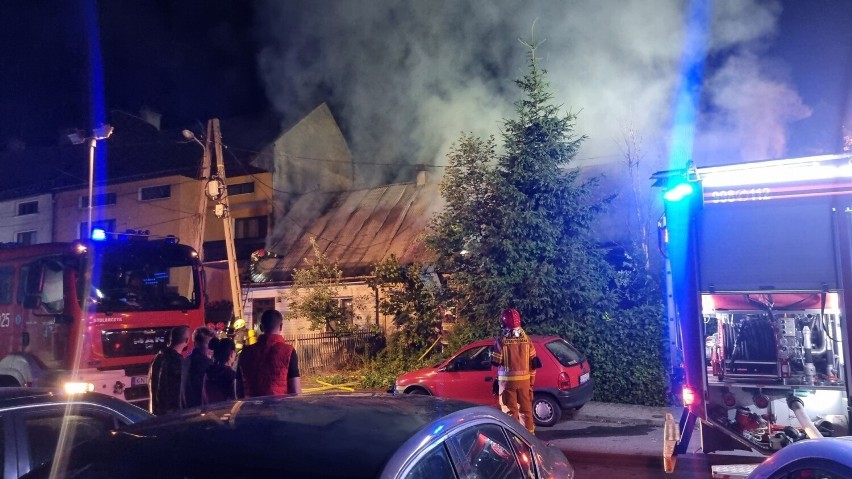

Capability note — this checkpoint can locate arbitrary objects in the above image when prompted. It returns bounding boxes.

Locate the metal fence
[291,331,385,373]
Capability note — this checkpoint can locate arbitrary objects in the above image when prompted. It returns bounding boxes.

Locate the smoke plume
[255,0,814,186]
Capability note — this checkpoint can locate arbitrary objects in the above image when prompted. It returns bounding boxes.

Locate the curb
[571,411,667,426]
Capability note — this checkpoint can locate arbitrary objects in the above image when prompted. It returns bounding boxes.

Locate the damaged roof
[263,179,442,281]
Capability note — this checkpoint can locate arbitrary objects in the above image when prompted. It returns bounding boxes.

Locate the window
[449,346,493,372]
[80,219,116,239]
[405,444,456,479]
[234,216,267,239]
[447,424,521,479]
[0,267,13,305]
[139,184,171,201]
[507,431,536,479]
[17,201,38,216]
[80,192,117,208]
[227,181,255,196]
[338,297,354,318]
[16,231,36,245]
[23,409,116,472]
[545,339,585,367]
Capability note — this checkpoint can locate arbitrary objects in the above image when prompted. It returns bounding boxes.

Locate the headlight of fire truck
[63,381,95,394]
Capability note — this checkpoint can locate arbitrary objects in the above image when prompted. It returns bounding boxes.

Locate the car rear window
[544,340,585,367]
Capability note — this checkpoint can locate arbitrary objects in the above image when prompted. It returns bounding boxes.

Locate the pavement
[569,400,679,427]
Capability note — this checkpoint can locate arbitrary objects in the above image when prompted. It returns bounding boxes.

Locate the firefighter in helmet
[491,308,539,433]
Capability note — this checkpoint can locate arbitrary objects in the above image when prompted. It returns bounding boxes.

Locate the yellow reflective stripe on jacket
[497,373,531,381]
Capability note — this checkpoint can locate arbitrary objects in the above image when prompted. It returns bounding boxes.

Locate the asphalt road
[540,419,764,479]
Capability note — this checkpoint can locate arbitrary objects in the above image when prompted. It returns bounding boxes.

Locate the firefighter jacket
[237,334,296,397]
[491,328,537,384]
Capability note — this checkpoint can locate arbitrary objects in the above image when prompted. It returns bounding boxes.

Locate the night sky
[1,1,851,181]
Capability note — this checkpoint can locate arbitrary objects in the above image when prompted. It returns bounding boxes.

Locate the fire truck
[655,154,852,477]
[0,229,205,404]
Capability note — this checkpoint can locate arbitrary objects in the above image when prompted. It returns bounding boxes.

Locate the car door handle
[484,376,493,382]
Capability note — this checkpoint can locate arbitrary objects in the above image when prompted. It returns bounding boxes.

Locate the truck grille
[101,327,171,358]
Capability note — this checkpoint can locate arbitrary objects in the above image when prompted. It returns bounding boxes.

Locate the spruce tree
[429,44,613,338]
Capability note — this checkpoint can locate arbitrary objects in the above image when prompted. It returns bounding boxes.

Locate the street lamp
[69,124,114,238]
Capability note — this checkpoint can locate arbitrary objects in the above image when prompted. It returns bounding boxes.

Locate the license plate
[131,375,148,387]
[580,372,590,384]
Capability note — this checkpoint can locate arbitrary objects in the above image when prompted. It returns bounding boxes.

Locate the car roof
[42,393,479,479]
[0,388,152,422]
[469,334,563,346]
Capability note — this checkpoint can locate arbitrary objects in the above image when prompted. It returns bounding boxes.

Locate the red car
[394,335,593,427]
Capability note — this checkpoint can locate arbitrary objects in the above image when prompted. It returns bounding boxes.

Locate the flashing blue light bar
[91,228,107,241]
[663,182,695,202]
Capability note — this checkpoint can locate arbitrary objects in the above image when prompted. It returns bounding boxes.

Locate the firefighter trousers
[501,379,534,433]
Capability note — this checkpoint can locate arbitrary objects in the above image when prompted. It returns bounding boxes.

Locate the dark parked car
[395,335,593,427]
[0,388,152,478]
[26,393,573,479]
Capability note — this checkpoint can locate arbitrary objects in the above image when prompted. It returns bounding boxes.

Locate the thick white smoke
[255,0,815,186]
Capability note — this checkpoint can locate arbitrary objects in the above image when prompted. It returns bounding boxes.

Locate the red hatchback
[394,335,593,427]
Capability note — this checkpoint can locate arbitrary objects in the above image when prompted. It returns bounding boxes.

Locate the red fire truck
[0,229,205,404]
[655,154,852,477]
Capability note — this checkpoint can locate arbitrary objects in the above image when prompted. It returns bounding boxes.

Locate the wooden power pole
[204,119,245,330]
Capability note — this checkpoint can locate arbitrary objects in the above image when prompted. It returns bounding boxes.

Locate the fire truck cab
[0,229,205,404]
[655,154,852,477]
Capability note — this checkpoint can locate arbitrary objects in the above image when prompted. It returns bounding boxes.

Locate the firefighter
[491,308,539,433]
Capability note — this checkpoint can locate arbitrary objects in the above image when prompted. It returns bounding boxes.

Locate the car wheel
[405,387,430,395]
[532,394,561,427]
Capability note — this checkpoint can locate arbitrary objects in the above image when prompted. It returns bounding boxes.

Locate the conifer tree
[429,43,613,338]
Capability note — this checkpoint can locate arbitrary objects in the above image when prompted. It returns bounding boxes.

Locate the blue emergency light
[663,182,696,202]
[91,228,107,241]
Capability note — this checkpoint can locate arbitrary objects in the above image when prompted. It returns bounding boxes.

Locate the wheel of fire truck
[532,393,561,427]
[404,386,431,395]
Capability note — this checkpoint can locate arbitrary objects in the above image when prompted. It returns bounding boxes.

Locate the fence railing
[291,331,385,374]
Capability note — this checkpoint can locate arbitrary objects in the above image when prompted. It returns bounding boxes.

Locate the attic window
[227,182,255,196]
[139,184,171,201]
[17,201,38,216]
[80,193,117,208]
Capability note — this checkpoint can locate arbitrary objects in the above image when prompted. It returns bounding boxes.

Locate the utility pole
[209,119,245,329]
[188,119,245,333]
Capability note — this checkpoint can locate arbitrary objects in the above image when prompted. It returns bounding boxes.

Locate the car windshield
[545,339,585,367]
[87,243,199,312]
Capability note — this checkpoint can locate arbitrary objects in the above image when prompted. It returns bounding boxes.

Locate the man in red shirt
[237,309,301,397]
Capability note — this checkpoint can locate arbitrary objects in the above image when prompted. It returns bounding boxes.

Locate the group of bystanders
[147,309,301,415]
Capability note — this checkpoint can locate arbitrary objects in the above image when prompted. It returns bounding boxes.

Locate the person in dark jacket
[237,309,301,397]
[181,326,216,408]
[202,337,237,405]
[148,326,190,415]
